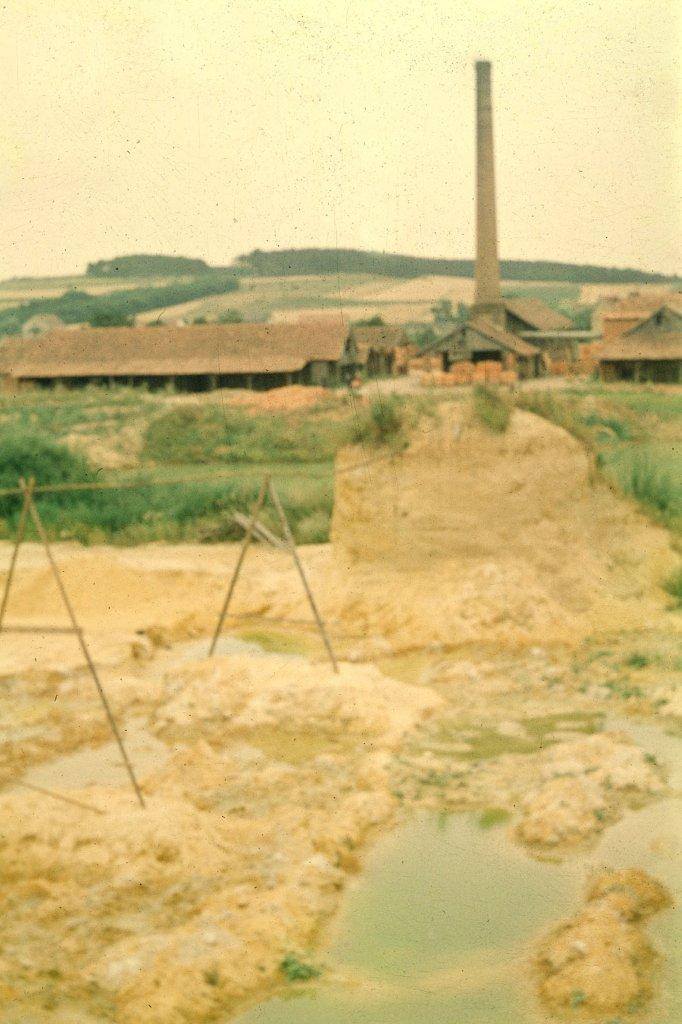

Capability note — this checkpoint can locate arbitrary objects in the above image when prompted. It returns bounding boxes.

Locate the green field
[0,383,679,551]
[0,387,370,545]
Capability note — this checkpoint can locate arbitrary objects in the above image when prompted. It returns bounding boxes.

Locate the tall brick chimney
[473,60,503,322]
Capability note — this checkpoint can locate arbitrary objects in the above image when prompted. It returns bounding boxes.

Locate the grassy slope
[515,386,682,538]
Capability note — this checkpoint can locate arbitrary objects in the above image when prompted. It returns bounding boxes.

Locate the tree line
[235,248,674,284]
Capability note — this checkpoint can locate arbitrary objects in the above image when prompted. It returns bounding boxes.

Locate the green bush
[473,384,511,433]
[0,428,95,518]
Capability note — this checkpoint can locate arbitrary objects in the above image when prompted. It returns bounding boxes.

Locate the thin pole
[0,477,34,628]
[22,483,145,808]
[268,480,339,674]
[15,780,104,815]
[209,474,270,656]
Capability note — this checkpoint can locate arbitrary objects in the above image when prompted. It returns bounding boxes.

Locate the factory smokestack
[473,60,503,319]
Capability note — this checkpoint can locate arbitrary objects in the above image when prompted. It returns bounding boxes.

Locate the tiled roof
[503,297,573,331]
[0,323,351,379]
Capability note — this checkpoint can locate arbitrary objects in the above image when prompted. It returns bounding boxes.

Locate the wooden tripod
[0,478,145,807]
[209,476,339,673]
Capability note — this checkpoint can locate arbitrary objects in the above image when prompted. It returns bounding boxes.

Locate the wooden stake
[209,474,270,656]
[267,481,339,674]
[20,482,146,808]
[0,477,34,628]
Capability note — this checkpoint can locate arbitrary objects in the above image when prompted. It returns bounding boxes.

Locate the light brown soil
[0,404,679,1022]
[537,868,672,1016]
[332,404,678,651]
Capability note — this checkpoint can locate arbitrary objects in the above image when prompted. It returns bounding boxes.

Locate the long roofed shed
[0,322,355,388]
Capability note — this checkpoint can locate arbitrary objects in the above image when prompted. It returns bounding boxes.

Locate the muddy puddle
[233,717,681,1024]
[19,721,169,794]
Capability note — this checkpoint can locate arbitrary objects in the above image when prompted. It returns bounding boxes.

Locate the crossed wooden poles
[0,473,338,811]
[209,476,339,673]
[0,478,146,806]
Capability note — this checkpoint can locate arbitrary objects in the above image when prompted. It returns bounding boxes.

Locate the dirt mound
[218,384,338,412]
[515,732,666,849]
[537,868,671,1016]
[330,403,677,649]
[0,656,438,1023]
[154,653,442,747]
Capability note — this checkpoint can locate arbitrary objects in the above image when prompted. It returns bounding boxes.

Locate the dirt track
[0,406,680,1023]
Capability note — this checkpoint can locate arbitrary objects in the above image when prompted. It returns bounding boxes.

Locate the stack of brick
[450,361,475,385]
[409,353,438,374]
[472,360,503,384]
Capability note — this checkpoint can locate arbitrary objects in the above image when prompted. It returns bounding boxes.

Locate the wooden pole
[209,474,270,656]
[267,480,339,674]
[22,483,146,808]
[0,477,34,628]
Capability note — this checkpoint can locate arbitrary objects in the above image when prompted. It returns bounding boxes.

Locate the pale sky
[0,0,679,279]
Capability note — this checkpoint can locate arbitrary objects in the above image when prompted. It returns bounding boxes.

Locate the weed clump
[623,455,675,516]
[473,384,511,433]
[663,567,682,608]
[279,954,321,982]
[351,395,408,448]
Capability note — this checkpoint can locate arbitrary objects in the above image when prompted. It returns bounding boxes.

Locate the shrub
[350,395,407,448]
[217,309,243,324]
[0,428,95,518]
[473,384,511,433]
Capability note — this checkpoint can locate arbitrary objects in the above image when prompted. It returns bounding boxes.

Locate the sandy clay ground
[0,403,680,1023]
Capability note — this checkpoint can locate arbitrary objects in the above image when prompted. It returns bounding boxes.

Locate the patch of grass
[473,385,511,433]
[143,404,350,465]
[477,807,511,829]
[279,954,321,983]
[622,454,675,516]
[237,630,309,655]
[516,389,681,536]
[625,652,650,669]
[569,989,586,1008]
[0,450,334,547]
[663,567,682,608]
[582,411,631,441]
